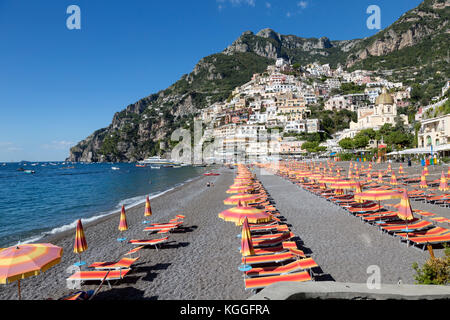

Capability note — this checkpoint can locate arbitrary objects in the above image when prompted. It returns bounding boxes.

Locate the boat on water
[150,166,160,169]
[24,170,35,174]
[111,167,120,171]
[136,164,147,168]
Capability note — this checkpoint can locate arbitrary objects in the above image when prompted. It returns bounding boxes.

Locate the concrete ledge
[248,282,450,300]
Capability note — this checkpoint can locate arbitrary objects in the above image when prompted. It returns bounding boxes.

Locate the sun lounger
[251,232,295,247]
[407,234,450,250]
[380,220,432,233]
[124,246,144,256]
[397,227,450,239]
[245,258,318,278]
[431,217,450,223]
[128,237,169,250]
[242,252,296,265]
[144,225,178,233]
[67,269,131,288]
[244,271,312,292]
[89,257,139,270]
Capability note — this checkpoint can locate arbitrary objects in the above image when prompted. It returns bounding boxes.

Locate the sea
[0,162,208,247]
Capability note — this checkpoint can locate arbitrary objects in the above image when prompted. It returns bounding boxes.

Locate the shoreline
[8,173,204,248]
[39,174,205,247]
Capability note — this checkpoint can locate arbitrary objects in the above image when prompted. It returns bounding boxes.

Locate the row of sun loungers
[234,169,320,293]
[279,168,450,252]
[66,215,185,294]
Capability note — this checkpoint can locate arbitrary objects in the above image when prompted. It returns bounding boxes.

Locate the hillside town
[195,58,449,163]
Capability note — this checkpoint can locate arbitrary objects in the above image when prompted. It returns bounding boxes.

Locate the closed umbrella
[73,219,87,267]
[118,205,128,242]
[439,171,449,191]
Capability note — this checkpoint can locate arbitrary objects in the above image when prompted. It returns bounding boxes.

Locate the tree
[353,135,370,149]
[339,138,354,150]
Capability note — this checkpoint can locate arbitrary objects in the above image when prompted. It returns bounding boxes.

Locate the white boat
[111,167,120,170]
[150,166,160,169]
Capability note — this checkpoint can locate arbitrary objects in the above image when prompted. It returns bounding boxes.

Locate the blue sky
[0,0,423,161]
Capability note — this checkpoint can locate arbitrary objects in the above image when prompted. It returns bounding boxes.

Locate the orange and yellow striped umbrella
[397,189,415,221]
[354,189,402,202]
[224,193,261,206]
[0,243,63,299]
[367,171,372,182]
[144,196,152,217]
[240,217,255,257]
[73,219,87,254]
[390,172,398,186]
[329,180,360,190]
[423,166,429,176]
[439,171,449,191]
[377,171,384,183]
[226,185,254,194]
[398,165,405,174]
[419,174,428,189]
[219,204,272,226]
[387,163,392,173]
[118,205,128,232]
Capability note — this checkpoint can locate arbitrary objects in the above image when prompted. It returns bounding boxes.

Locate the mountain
[68,0,449,163]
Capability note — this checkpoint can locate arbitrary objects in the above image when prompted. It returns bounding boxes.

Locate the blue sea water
[0,162,207,247]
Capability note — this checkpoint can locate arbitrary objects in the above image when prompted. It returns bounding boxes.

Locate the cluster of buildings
[191,58,449,162]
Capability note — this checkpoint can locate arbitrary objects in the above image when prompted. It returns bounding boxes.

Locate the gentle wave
[16,181,185,245]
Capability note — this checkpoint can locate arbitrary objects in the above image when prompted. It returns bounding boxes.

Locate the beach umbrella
[390,171,398,186]
[369,163,373,170]
[396,189,415,221]
[387,163,392,173]
[367,171,372,182]
[396,189,415,239]
[377,171,384,184]
[118,205,128,232]
[224,193,261,206]
[448,167,450,179]
[419,173,428,189]
[398,165,405,175]
[240,217,255,258]
[226,185,254,194]
[354,189,402,213]
[0,243,63,300]
[73,219,88,266]
[439,171,449,191]
[144,196,153,217]
[423,166,429,176]
[219,203,272,226]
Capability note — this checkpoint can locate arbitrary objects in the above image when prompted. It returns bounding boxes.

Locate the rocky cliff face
[67,0,448,163]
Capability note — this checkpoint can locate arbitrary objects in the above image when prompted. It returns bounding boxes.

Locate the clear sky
[0,0,423,161]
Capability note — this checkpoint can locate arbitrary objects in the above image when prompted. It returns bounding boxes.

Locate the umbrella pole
[18,279,21,300]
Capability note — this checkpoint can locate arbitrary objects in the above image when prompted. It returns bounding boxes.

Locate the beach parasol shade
[144,196,152,217]
[419,173,428,189]
[0,243,63,299]
[226,185,254,194]
[439,171,449,191]
[423,166,429,176]
[396,190,415,221]
[118,205,129,232]
[219,204,272,226]
[354,189,403,202]
[399,165,405,174]
[377,171,384,183]
[224,193,261,206]
[367,171,372,182]
[390,172,398,185]
[329,180,360,190]
[73,219,87,254]
[240,217,255,257]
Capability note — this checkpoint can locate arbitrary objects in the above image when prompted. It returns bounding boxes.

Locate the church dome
[375,88,394,105]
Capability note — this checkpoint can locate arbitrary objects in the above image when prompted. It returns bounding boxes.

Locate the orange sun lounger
[407,234,450,250]
[380,220,432,233]
[128,237,169,250]
[67,269,131,287]
[245,258,318,277]
[88,257,139,270]
[251,232,295,247]
[242,252,296,265]
[244,271,312,291]
[397,227,450,239]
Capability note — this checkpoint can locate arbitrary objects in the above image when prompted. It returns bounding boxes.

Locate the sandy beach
[1,160,449,300]
[0,166,252,300]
